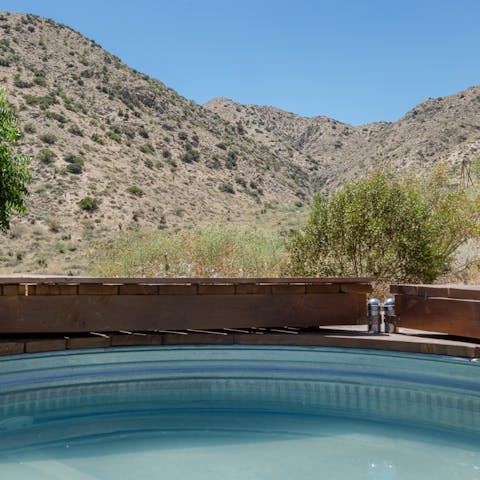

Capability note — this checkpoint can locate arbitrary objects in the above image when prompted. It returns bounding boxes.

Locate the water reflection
[368,460,396,480]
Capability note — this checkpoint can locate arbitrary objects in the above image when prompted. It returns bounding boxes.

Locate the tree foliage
[0,89,31,231]
[286,168,480,283]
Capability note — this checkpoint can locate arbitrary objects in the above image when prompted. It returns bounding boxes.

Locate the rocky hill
[0,12,314,273]
[0,11,479,274]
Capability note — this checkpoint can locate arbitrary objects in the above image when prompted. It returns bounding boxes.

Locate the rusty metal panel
[397,295,480,339]
[0,293,366,334]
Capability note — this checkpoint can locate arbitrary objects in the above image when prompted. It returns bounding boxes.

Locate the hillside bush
[181,149,200,163]
[66,163,83,174]
[68,124,83,136]
[23,122,36,134]
[139,143,155,155]
[78,196,99,212]
[225,150,238,169]
[127,185,144,197]
[91,133,105,144]
[64,153,85,165]
[219,182,235,194]
[39,132,57,144]
[38,148,56,164]
[286,168,480,283]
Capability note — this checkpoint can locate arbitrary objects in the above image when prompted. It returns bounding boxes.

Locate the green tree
[0,89,31,231]
[286,168,479,283]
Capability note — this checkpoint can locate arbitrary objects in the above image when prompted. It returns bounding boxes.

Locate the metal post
[383,297,397,334]
[367,298,382,334]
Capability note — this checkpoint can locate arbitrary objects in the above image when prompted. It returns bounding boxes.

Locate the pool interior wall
[0,345,479,449]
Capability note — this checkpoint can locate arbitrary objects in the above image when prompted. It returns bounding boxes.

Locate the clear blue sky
[2,0,480,125]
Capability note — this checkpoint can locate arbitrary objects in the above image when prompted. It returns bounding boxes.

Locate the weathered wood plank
[397,295,480,339]
[235,284,272,295]
[391,284,480,300]
[25,338,66,353]
[234,333,480,358]
[0,341,24,356]
[0,293,367,333]
[0,276,375,285]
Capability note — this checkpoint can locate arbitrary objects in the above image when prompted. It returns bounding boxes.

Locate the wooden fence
[0,277,372,334]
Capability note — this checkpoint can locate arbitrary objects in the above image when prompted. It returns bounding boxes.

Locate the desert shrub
[178,131,188,141]
[144,159,153,169]
[45,111,66,124]
[91,133,105,144]
[225,150,238,169]
[13,77,32,89]
[68,124,83,136]
[106,130,122,143]
[235,176,247,188]
[286,167,480,283]
[181,149,200,163]
[138,127,149,138]
[79,196,99,211]
[216,142,227,150]
[66,163,83,174]
[219,182,235,194]
[24,94,57,110]
[38,148,56,164]
[39,132,57,144]
[64,153,84,164]
[127,185,144,197]
[162,148,171,159]
[23,122,36,134]
[165,158,177,172]
[139,143,155,155]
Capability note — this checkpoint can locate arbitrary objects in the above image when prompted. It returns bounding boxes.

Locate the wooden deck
[0,277,478,359]
[0,326,478,358]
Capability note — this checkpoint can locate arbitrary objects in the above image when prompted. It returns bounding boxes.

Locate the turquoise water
[0,346,479,479]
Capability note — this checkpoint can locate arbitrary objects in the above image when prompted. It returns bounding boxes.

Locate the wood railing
[391,284,480,339]
[0,277,372,334]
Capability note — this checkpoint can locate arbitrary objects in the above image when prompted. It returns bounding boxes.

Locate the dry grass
[90,224,288,277]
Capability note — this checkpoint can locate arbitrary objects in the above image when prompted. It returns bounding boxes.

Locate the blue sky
[2,0,480,125]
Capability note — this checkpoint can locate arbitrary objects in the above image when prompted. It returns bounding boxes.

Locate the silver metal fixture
[383,297,397,333]
[367,298,382,334]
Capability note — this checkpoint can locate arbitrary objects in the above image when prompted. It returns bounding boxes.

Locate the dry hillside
[1,11,479,274]
[0,12,313,273]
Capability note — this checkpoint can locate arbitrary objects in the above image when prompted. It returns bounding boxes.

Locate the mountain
[205,89,480,187]
[0,11,479,274]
